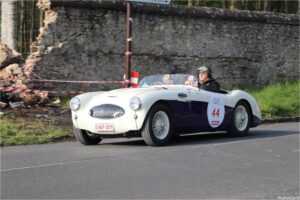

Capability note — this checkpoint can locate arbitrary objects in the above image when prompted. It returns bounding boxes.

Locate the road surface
[1,122,299,199]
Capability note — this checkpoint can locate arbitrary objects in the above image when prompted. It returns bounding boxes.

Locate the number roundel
[207,96,225,128]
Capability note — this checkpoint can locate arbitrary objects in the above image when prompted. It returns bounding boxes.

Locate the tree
[173,0,298,14]
[286,0,298,14]
[15,0,43,57]
[1,1,15,49]
[263,0,272,11]
[228,0,242,10]
[256,0,261,11]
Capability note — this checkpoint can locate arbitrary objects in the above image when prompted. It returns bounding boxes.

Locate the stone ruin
[0,43,48,108]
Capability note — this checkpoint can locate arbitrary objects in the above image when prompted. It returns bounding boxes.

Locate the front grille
[90,104,125,119]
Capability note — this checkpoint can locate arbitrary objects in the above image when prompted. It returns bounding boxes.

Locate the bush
[248,81,300,118]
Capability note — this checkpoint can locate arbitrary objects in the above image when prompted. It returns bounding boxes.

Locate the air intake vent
[90,104,125,119]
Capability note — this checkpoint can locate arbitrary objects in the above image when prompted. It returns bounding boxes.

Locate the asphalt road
[1,122,299,199]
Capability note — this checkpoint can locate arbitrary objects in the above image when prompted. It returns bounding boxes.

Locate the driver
[197,66,220,92]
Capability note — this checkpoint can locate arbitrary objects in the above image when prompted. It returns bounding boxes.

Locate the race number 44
[207,97,225,128]
[211,108,220,117]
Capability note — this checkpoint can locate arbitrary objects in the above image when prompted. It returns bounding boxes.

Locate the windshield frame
[139,74,198,88]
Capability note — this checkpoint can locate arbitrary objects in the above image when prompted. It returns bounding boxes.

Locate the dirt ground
[2,104,74,135]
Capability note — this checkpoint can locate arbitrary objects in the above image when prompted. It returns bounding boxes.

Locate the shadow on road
[106,129,299,147]
[170,129,299,147]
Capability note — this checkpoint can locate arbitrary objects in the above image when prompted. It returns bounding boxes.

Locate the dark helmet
[197,66,212,78]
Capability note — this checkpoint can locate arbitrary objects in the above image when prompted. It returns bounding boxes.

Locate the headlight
[70,97,81,111]
[129,97,142,111]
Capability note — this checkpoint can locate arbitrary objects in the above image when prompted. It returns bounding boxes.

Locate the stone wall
[25,0,299,91]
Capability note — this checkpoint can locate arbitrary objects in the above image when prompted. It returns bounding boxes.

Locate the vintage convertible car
[70,74,261,146]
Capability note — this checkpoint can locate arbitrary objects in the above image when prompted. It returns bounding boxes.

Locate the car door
[186,88,212,132]
[170,87,232,134]
[171,87,208,133]
[189,89,232,132]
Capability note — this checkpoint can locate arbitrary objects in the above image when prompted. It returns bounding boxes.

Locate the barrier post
[130,71,139,87]
[124,2,132,88]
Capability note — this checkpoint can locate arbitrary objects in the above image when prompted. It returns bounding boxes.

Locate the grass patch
[58,95,72,109]
[245,81,300,118]
[0,113,73,147]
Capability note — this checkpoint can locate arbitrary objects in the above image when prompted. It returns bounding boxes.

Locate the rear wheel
[73,126,102,145]
[141,103,173,146]
[228,101,250,136]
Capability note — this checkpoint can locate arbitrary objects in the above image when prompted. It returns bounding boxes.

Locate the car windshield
[139,74,197,87]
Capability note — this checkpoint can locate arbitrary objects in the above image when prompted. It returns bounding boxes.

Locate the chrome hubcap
[152,111,170,140]
[234,105,249,131]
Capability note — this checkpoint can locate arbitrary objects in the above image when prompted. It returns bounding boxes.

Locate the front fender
[133,89,179,130]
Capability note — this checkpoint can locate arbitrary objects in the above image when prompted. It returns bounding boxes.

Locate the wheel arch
[152,100,173,111]
[228,90,261,120]
[140,100,174,130]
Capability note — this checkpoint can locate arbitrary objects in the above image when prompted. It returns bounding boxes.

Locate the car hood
[80,87,162,107]
[80,85,191,107]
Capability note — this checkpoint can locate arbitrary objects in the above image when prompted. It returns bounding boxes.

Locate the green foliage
[246,81,300,118]
[58,96,72,110]
[172,0,299,14]
[0,114,73,147]
[14,0,43,57]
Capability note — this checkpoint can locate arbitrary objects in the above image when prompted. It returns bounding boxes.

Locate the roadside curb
[261,116,300,124]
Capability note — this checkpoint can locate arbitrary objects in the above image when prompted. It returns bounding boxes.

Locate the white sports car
[70,74,261,146]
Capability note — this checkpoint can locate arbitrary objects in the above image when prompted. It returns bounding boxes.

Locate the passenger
[197,66,220,92]
[162,74,173,85]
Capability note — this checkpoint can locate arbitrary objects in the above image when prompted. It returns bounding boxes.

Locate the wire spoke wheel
[142,103,173,146]
[234,105,249,132]
[152,111,170,140]
[228,101,250,136]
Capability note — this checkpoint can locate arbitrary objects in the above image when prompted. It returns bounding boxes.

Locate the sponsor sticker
[207,96,225,128]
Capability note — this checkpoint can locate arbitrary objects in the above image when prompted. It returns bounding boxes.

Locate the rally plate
[95,123,114,132]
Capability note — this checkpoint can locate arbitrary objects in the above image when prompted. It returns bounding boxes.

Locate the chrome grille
[90,104,125,119]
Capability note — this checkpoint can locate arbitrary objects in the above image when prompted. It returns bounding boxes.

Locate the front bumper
[72,109,138,135]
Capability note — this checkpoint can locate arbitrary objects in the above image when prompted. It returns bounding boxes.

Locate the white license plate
[95,123,114,132]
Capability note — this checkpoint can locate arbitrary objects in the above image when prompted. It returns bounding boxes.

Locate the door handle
[178,93,187,98]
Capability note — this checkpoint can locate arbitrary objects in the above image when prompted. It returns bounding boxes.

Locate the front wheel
[141,103,173,146]
[228,101,250,136]
[73,126,102,145]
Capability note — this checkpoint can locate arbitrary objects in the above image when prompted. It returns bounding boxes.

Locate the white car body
[70,74,261,146]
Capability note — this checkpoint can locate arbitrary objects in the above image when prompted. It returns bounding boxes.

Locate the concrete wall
[25,1,299,91]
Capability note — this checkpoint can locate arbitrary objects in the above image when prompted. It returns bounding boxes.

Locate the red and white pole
[130,71,139,87]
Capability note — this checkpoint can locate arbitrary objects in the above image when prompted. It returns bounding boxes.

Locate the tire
[73,126,102,145]
[141,103,173,146]
[228,101,251,136]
